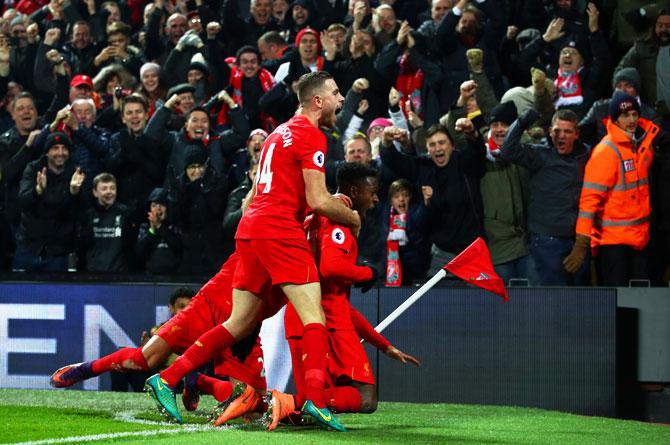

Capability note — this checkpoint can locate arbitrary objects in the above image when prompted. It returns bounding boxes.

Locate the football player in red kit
[50,253,281,421]
[145,71,360,431]
[266,162,421,430]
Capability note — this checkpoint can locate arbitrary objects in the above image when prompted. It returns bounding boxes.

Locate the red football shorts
[233,239,319,295]
[214,340,267,390]
[288,330,375,388]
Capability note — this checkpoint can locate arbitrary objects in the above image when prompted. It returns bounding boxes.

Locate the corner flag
[444,237,509,302]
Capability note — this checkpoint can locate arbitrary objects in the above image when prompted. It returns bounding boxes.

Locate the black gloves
[354,260,380,293]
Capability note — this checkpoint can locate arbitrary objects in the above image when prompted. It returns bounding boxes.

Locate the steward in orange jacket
[564,92,660,285]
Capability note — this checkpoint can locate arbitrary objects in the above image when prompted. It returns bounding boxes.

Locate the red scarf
[216,66,276,131]
[554,68,583,107]
[386,210,406,287]
[395,53,423,119]
[485,135,501,161]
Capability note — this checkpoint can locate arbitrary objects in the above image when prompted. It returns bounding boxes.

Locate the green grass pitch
[0,389,668,445]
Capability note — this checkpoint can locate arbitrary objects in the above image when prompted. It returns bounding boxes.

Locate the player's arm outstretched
[304,169,361,236]
[349,306,421,367]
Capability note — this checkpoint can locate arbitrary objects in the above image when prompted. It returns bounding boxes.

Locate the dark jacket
[136,221,182,274]
[79,200,133,272]
[500,110,591,237]
[105,128,169,227]
[380,138,486,253]
[146,105,249,183]
[0,127,41,224]
[167,164,227,275]
[222,175,252,259]
[16,156,83,257]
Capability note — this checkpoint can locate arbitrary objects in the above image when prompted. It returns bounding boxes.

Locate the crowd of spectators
[0,0,668,286]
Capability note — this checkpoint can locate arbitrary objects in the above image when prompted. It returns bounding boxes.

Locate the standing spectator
[416,0,452,54]
[93,21,145,76]
[380,121,485,275]
[13,132,84,272]
[145,3,188,63]
[517,4,609,119]
[60,20,99,76]
[0,92,41,238]
[79,172,133,273]
[382,178,428,285]
[105,94,169,248]
[500,108,591,286]
[136,187,182,274]
[227,128,267,190]
[432,0,506,108]
[167,147,227,276]
[50,99,111,193]
[579,67,660,147]
[615,10,670,126]
[221,0,279,55]
[565,93,662,285]
[147,91,248,184]
[257,30,293,74]
[215,46,275,131]
[137,62,167,117]
[274,28,324,84]
[479,101,535,284]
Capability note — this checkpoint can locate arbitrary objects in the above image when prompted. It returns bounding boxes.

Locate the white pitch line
[7,424,218,445]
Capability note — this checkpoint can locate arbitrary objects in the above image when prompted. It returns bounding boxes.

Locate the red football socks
[91,347,149,375]
[301,323,328,407]
[324,386,362,413]
[196,375,233,402]
[160,324,235,388]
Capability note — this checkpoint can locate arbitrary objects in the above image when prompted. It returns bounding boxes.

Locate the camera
[114,86,132,99]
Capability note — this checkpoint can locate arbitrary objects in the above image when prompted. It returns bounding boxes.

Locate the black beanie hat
[609,91,640,122]
[488,101,518,126]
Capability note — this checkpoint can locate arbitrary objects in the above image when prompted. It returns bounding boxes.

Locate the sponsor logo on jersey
[331,228,345,244]
[313,151,325,167]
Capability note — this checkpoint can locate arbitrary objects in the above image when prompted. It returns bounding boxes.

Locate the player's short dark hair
[336,161,378,192]
[12,91,35,110]
[236,45,260,62]
[93,172,116,188]
[169,287,196,306]
[296,71,333,105]
[425,123,454,145]
[121,93,148,112]
[551,109,579,126]
[259,31,286,47]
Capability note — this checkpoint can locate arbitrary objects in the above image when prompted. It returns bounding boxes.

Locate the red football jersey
[285,214,372,337]
[236,115,326,240]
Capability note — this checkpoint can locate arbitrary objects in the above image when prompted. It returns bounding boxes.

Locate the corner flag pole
[374,269,447,334]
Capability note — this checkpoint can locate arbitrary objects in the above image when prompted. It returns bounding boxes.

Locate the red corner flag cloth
[444,237,509,302]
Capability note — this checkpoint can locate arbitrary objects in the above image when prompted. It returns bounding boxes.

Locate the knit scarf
[554,68,583,108]
[386,210,407,287]
[216,66,276,131]
[485,135,500,162]
[395,53,424,119]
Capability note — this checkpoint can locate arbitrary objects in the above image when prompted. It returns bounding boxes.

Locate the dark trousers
[596,245,648,286]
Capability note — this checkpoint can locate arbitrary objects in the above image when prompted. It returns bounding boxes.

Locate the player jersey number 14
[257,142,276,193]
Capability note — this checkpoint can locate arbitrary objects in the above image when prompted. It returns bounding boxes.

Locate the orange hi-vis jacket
[576,117,659,251]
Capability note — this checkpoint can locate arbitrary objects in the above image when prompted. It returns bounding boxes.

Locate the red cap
[295,27,321,52]
[70,74,93,89]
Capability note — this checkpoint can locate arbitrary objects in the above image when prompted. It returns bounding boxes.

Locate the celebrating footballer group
[50,71,421,433]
